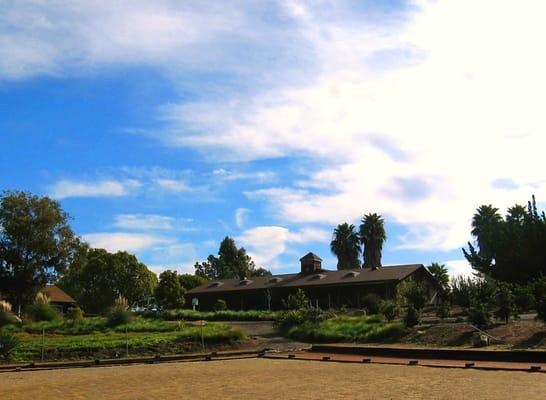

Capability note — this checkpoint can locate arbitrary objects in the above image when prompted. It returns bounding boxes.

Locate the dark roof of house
[187,264,427,295]
[44,285,76,304]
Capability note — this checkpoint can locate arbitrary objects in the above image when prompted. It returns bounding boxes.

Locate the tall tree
[359,213,387,270]
[155,270,186,309]
[330,223,361,270]
[58,248,157,313]
[194,237,270,280]
[463,197,546,283]
[178,274,208,291]
[0,191,81,312]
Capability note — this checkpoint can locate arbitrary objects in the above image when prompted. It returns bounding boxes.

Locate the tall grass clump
[29,292,58,322]
[0,300,17,327]
[0,329,20,359]
[106,296,132,327]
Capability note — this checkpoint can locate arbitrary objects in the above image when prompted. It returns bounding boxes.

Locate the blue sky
[2,1,546,277]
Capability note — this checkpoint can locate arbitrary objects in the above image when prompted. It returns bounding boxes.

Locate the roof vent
[310,273,326,280]
[208,281,224,288]
[268,277,283,284]
[239,279,253,286]
[343,271,360,278]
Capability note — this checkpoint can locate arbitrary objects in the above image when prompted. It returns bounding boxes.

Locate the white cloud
[49,179,140,199]
[237,225,330,268]
[162,1,546,251]
[113,214,174,230]
[83,232,174,253]
[444,259,474,280]
[235,208,250,229]
[154,178,191,193]
[212,169,276,183]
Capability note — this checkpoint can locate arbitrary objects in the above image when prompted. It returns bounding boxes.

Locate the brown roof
[187,264,426,295]
[44,285,76,304]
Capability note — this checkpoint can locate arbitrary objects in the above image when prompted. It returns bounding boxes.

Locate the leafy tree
[250,267,272,277]
[0,191,82,312]
[178,274,208,291]
[404,306,420,327]
[380,300,399,322]
[513,284,534,312]
[58,248,157,313]
[155,270,187,309]
[194,237,271,279]
[466,302,491,328]
[397,278,427,310]
[495,282,516,323]
[330,223,361,270]
[361,293,381,314]
[463,197,546,283]
[427,262,450,290]
[359,213,386,270]
[284,289,309,310]
[436,300,450,319]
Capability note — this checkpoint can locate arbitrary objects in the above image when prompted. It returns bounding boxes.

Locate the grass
[286,315,404,343]
[3,317,245,362]
[146,309,279,322]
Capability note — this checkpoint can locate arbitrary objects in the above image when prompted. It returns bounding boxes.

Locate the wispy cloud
[237,225,330,268]
[212,169,276,183]
[235,208,250,229]
[113,214,175,230]
[154,178,191,193]
[83,232,174,253]
[49,179,140,199]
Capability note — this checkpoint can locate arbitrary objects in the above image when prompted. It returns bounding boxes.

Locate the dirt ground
[2,358,545,400]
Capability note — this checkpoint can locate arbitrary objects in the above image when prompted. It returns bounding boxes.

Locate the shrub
[380,300,399,322]
[0,329,20,359]
[66,306,84,322]
[436,300,451,319]
[513,285,534,312]
[495,283,516,323]
[452,276,497,309]
[0,300,16,327]
[214,299,228,311]
[29,292,58,322]
[284,289,309,310]
[466,302,491,328]
[276,309,305,331]
[404,306,420,327]
[106,296,132,327]
[361,293,381,314]
[398,279,427,310]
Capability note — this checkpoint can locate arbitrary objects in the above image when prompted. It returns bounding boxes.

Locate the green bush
[66,306,84,322]
[513,285,534,312]
[495,283,516,323]
[276,309,305,331]
[379,300,399,322]
[361,293,381,314]
[147,309,279,322]
[284,289,309,310]
[0,329,20,359]
[404,306,420,327]
[466,302,491,328]
[106,297,132,327]
[28,294,58,322]
[398,279,427,310]
[436,300,450,319]
[214,299,228,311]
[0,300,17,327]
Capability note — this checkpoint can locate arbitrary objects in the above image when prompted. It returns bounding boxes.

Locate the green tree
[427,262,450,290]
[495,282,516,323]
[155,270,186,309]
[359,213,386,270]
[178,274,208,291]
[0,191,81,312]
[194,237,271,279]
[58,248,157,313]
[330,223,361,270]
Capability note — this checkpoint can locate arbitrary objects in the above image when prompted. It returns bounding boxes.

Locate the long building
[187,252,440,310]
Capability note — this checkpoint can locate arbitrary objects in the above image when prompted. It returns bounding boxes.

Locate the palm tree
[471,205,502,259]
[427,262,450,289]
[330,223,361,270]
[359,213,386,270]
